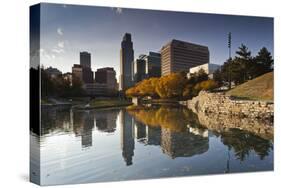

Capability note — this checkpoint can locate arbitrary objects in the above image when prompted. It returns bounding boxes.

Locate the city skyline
[38,3,273,82]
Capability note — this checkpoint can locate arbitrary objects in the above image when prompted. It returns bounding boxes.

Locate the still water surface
[31,105,273,185]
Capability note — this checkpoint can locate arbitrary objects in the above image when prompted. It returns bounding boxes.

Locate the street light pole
[228,32,231,59]
[228,32,232,90]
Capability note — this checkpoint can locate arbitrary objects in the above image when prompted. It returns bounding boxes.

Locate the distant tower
[80,51,91,68]
[79,51,93,84]
[120,33,134,91]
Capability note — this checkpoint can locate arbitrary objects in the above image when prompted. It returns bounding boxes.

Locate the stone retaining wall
[187,91,274,121]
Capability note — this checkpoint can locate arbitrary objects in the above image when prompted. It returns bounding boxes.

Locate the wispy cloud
[40,48,56,59]
[111,7,123,14]
[52,41,65,54]
[52,48,64,54]
[57,27,63,36]
[116,8,122,14]
[58,41,64,48]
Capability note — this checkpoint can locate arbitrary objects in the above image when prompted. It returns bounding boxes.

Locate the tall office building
[161,39,209,76]
[120,33,134,91]
[134,52,161,83]
[72,52,94,84]
[95,67,117,90]
[134,55,147,83]
[145,52,161,78]
[72,64,83,82]
[80,51,91,68]
[80,52,94,84]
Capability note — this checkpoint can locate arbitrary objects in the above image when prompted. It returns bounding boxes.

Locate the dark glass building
[80,51,91,68]
[120,33,134,91]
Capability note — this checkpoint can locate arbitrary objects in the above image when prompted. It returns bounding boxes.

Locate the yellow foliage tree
[156,73,187,98]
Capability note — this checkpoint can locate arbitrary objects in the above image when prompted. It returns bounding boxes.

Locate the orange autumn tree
[155,73,187,98]
[126,77,160,97]
[125,70,218,99]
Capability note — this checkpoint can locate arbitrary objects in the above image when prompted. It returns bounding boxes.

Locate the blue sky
[39,3,273,80]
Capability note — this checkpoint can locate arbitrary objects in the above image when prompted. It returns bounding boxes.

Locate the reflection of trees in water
[220,129,273,161]
[126,105,209,158]
[126,105,273,161]
[39,107,120,149]
[127,105,201,132]
[40,106,72,135]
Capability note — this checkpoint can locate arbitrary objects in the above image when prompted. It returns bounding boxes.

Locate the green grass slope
[227,72,273,101]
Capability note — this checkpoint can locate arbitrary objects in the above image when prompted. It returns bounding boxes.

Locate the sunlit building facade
[161,39,209,76]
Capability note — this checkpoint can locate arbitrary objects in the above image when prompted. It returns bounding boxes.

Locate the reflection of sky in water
[31,106,273,185]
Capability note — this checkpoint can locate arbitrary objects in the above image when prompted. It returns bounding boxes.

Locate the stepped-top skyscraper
[120,33,134,91]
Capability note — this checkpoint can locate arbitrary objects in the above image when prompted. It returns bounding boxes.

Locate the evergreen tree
[255,47,274,75]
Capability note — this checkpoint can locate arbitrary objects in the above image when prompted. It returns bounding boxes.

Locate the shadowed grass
[227,72,273,101]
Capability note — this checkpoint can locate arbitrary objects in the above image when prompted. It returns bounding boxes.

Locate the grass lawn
[89,98,132,109]
[227,72,273,101]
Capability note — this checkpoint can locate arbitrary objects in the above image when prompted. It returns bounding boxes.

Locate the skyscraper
[144,52,161,78]
[80,51,91,68]
[95,67,117,90]
[134,55,147,83]
[120,33,134,91]
[80,51,93,84]
[161,39,209,76]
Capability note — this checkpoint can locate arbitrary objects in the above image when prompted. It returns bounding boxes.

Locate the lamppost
[227,32,232,90]
[228,32,231,59]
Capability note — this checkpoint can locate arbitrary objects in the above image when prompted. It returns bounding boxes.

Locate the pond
[30,104,273,185]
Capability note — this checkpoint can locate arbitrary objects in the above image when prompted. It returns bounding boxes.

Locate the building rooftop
[73,64,82,68]
[161,39,209,50]
[96,67,115,72]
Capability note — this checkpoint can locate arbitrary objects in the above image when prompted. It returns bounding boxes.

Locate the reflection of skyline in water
[41,107,119,149]
[39,105,273,167]
[120,110,135,166]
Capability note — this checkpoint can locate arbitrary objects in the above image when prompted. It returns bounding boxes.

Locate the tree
[255,47,274,75]
[188,69,208,85]
[213,69,223,87]
[71,76,85,96]
[235,44,253,82]
[156,73,187,99]
[137,77,159,97]
[199,80,218,91]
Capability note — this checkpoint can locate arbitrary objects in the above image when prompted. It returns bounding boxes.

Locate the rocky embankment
[187,91,273,120]
[187,91,274,139]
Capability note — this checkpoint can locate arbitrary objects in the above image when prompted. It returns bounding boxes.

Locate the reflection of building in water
[147,126,161,146]
[161,128,209,158]
[134,121,146,140]
[120,110,135,166]
[95,110,118,133]
[73,110,95,148]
